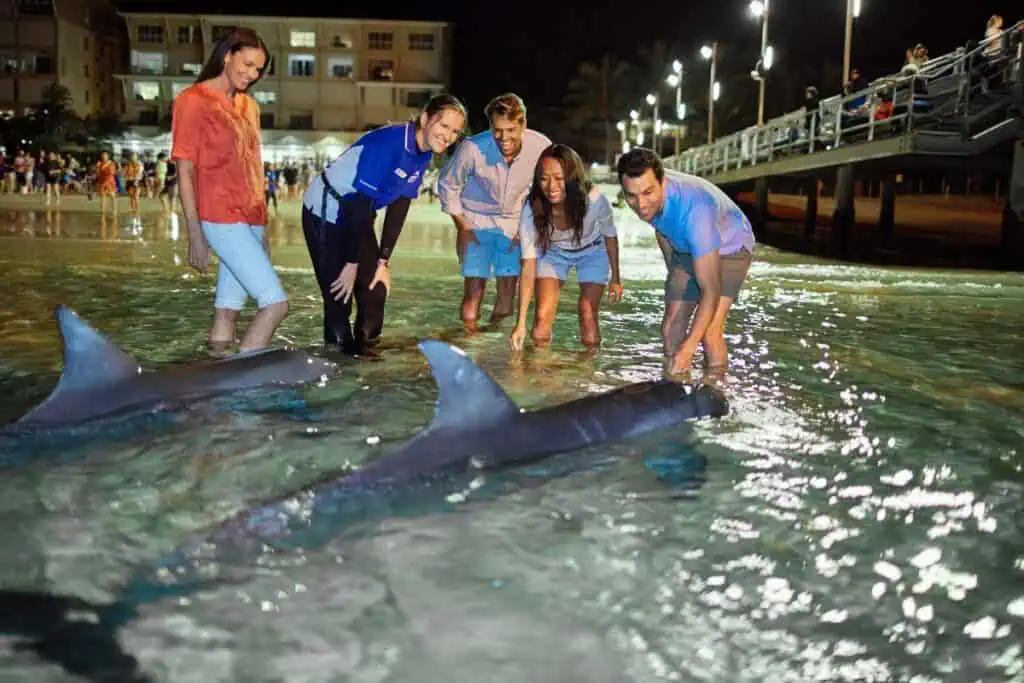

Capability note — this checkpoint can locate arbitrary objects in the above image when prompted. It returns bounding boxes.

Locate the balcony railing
[666,18,1024,178]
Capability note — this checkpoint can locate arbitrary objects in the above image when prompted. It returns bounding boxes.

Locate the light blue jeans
[200,222,288,310]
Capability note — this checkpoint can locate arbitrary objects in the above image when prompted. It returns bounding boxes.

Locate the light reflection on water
[0,202,1023,681]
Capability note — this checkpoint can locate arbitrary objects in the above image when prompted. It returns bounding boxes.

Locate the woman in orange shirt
[95,151,117,216]
[171,28,288,353]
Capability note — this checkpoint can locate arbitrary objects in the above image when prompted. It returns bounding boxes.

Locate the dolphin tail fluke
[17,306,142,425]
[416,340,520,430]
[0,590,151,682]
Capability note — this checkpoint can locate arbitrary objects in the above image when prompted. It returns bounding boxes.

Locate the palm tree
[562,55,633,166]
[38,83,74,116]
[34,83,85,147]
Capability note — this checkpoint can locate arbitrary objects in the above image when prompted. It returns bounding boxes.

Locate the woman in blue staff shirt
[302,94,467,359]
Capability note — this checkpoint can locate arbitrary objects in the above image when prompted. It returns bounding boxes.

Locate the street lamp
[700,42,718,144]
[749,0,771,126]
[666,60,686,157]
[646,92,659,152]
[843,0,863,89]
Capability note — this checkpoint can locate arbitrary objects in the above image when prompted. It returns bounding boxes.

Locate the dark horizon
[114,0,1022,136]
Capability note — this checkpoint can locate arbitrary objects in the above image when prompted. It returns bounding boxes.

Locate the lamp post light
[749,0,771,126]
[700,42,719,144]
[646,92,659,153]
[843,0,862,88]
[666,61,686,157]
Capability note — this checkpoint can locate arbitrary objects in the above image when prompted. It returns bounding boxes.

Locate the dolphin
[0,341,726,678]
[7,305,338,431]
[159,339,728,563]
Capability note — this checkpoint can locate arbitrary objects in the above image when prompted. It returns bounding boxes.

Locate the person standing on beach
[172,27,288,353]
[617,148,756,373]
[301,94,467,360]
[95,152,118,216]
[437,93,551,331]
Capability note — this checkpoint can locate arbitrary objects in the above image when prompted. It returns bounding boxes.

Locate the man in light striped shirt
[438,93,551,329]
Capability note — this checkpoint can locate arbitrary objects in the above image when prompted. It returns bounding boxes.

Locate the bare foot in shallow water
[206,339,234,358]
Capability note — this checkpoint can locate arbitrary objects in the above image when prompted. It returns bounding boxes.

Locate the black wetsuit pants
[301,206,386,352]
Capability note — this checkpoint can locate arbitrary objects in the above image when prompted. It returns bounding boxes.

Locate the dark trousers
[301,206,386,350]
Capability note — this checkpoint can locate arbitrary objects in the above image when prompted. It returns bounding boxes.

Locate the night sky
[116,0,1021,134]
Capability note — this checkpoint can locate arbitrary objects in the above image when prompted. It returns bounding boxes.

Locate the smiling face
[223,47,266,93]
[538,157,566,206]
[490,114,525,162]
[418,108,464,154]
[621,169,666,223]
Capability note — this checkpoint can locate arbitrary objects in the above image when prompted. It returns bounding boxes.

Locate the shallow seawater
[0,201,1023,682]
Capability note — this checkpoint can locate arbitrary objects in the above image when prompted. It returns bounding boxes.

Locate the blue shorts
[536,240,610,284]
[461,228,521,279]
[200,221,288,310]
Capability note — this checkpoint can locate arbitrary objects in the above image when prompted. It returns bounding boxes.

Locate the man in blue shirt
[617,148,756,373]
[438,93,551,330]
[302,95,466,358]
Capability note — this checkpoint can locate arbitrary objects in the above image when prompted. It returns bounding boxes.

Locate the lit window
[131,50,166,75]
[290,31,315,47]
[133,82,160,101]
[288,54,315,77]
[328,56,354,79]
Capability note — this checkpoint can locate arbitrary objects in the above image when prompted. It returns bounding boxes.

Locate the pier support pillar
[1002,139,1024,268]
[832,164,856,253]
[804,176,818,239]
[754,176,770,235]
[879,176,897,247]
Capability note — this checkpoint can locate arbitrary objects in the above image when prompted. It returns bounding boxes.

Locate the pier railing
[665,19,1024,178]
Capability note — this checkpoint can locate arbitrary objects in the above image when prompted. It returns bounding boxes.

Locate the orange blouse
[171,83,266,226]
[95,160,116,191]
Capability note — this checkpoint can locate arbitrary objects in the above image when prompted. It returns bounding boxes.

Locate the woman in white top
[510,144,623,350]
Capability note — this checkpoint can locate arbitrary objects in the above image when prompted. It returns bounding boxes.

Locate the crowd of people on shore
[0,145,339,219]
[164,26,757,375]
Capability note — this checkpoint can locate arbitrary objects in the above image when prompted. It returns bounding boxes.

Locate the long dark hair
[195,27,270,90]
[529,144,590,254]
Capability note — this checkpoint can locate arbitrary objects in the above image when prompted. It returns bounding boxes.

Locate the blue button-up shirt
[437,128,551,239]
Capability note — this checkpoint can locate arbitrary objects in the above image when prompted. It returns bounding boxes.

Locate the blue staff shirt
[303,121,430,222]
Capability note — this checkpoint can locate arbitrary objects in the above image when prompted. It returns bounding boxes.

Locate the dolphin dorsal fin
[52,305,141,392]
[417,340,519,430]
